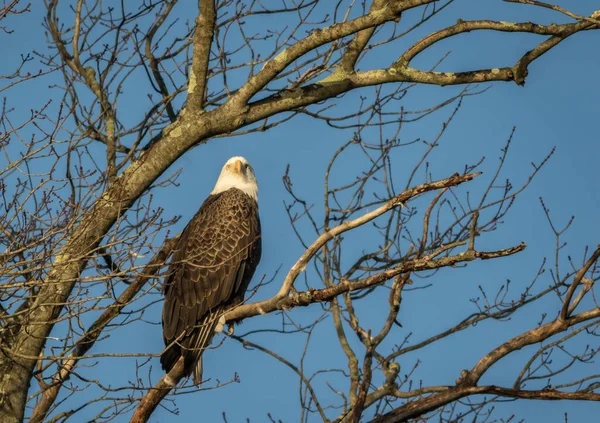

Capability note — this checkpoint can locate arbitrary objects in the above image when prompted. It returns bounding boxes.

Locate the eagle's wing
[160,189,261,378]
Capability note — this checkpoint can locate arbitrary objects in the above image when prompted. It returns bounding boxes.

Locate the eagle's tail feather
[193,355,203,386]
[186,305,227,386]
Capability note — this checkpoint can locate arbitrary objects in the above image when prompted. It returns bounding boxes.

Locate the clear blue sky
[3,1,600,422]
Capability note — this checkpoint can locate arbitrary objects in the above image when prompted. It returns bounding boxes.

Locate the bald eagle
[160,156,261,384]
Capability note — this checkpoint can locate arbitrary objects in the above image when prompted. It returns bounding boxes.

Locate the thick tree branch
[187,0,216,112]
[242,13,598,124]
[230,0,420,106]
[339,0,389,72]
[395,18,597,68]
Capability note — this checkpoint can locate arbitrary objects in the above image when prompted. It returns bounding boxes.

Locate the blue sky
[2,1,600,422]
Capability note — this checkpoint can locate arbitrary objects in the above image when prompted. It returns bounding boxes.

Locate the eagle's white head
[211,156,258,201]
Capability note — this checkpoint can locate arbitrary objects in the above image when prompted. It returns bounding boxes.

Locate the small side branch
[468,210,479,251]
[560,246,600,320]
[227,243,525,323]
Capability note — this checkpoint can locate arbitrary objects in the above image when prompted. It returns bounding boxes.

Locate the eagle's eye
[244,163,249,169]
[226,164,230,169]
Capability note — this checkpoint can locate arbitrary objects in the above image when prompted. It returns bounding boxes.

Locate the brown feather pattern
[160,188,261,383]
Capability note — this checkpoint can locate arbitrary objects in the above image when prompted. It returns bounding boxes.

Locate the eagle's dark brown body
[160,188,261,383]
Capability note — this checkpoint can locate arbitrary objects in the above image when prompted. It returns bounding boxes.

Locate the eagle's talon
[214,315,227,333]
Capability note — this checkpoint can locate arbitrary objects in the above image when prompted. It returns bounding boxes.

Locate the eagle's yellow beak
[232,159,243,173]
